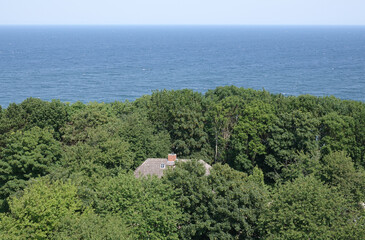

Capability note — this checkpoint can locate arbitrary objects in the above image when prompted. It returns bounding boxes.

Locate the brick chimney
[168,153,177,162]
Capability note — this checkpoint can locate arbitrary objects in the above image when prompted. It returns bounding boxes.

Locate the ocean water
[0,26,364,107]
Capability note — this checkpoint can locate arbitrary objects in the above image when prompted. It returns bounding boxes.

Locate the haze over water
[0,26,364,107]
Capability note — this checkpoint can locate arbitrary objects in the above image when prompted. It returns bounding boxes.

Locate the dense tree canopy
[148,89,211,159]
[0,127,62,211]
[259,175,364,239]
[165,161,268,239]
[0,86,364,239]
[0,178,89,239]
[93,173,182,240]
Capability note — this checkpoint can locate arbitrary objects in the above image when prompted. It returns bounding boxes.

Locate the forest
[0,86,364,239]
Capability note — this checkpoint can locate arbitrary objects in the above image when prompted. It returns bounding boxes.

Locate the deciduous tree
[259,175,362,239]
[0,127,62,211]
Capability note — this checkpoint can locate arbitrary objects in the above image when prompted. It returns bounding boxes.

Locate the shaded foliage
[319,151,365,204]
[259,175,364,239]
[0,98,68,140]
[116,111,171,168]
[229,101,275,173]
[0,127,62,211]
[264,110,320,182]
[148,89,211,158]
[1,87,365,239]
[93,173,182,240]
[165,161,268,239]
[53,213,131,240]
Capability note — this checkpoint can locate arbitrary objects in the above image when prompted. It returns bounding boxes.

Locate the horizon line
[1,23,365,27]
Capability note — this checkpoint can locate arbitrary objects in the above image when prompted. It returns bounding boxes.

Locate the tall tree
[0,178,89,239]
[229,101,275,173]
[148,89,211,158]
[0,98,69,140]
[206,95,244,163]
[265,110,320,182]
[319,151,365,204]
[0,127,62,211]
[351,102,365,167]
[93,173,182,240]
[61,102,115,145]
[165,161,268,239]
[319,112,356,158]
[116,111,171,168]
[259,175,363,239]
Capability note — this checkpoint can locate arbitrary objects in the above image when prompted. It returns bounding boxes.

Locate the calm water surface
[0,26,364,107]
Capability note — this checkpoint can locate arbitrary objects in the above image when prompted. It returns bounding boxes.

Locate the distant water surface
[0,26,364,107]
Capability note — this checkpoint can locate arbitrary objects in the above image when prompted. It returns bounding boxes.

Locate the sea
[0,26,364,108]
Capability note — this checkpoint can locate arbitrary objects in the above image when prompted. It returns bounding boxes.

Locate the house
[134,153,211,178]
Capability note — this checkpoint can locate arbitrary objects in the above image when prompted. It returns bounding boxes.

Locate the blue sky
[0,0,364,25]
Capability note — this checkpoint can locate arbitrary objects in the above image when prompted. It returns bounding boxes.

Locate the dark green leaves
[259,175,363,239]
[1,88,365,239]
[149,89,211,158]
[94,174,182,240]
[0,127,62,211]
[165,161,268,239]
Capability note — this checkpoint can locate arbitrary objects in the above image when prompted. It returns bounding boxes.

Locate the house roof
[134,158,211,178]
[134,158,168,178]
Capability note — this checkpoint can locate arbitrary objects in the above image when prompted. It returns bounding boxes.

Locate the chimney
[168,153,177,162]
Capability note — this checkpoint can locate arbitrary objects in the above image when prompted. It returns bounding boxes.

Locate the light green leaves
[0,178,88,239]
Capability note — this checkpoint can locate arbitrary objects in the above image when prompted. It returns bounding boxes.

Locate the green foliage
[0,98,68,140]
[205,86,274,164]
[320,112,356,157]
[205,86,273,103]
[0,127,62,211]
[61,140,133,177]
[61,101,170,170]
[0,178,89,239]
[94,173,182,240]
[149,89,211,158]
[61,102,115,144]
[165,161,268,239]
[229,101,275,173]
[265,110,320,182]
[116,111,171,168]
[19,98,69,139]
[0,103,26,136]
[247,165,265,186]
[61,102,136,173]
[110,100,134,117]
[259,175,363,239]
[206,95,245,163]
[52,213,131,240]
[1,87,365,239]
[352,103,365,167]
[319,151,365,204]
[289,94,325,116]
[279,151,321,182]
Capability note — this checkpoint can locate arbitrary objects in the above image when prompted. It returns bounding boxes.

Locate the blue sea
[0,26,365,107]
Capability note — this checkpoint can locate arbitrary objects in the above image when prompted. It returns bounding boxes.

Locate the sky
[0,0,364,25]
